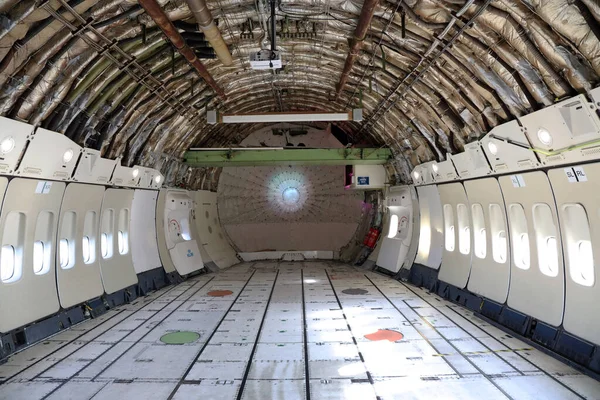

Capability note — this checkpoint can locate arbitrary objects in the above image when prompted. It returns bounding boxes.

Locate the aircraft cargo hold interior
[0,0,599,399]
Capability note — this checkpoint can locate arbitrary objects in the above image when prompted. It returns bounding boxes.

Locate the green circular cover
[160,331,200,344]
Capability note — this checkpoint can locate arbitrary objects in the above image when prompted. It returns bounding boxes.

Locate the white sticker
[510,175,519,187]
[564,168,578,183]
[35,181,52,194]
[573,166,588,182]
[510,175,526,188]
[564,166,588,183]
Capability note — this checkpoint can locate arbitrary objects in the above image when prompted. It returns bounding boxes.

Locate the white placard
[510,175,526,188]
[35,181,52,194]
[564,166,588,183]
[573,166,588,182]
[564,168,578,183]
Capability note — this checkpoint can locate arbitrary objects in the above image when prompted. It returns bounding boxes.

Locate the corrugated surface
[0,0,597,187]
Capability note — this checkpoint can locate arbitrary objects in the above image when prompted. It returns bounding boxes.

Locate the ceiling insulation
[0,0,597,187]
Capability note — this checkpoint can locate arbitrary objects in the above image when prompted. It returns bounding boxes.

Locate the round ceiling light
[132,168,140,178]
[282,187,300,205]
[413,171,420,180]
[267,169,307,215]
[537,128,553,146]
[0,137,15,154]
[432,163,439,173]
[487,141,498,155]
[62,149,74,163]
[154,175,162,184]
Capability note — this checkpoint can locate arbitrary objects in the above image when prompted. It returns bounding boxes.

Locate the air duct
[335,0,379,100]
[185,0,234,66]
[138,0,226,100]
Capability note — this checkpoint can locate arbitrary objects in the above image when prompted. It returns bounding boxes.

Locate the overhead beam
[335,0,380,100]
[184,148,393,167]
[138,0,227,100]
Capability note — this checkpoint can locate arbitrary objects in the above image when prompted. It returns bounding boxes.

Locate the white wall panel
[414,185,443,270]
[377,186,415,273]
[56,183,104,309]
[98,189,137,294]
[437,183,473,288]
[0,178,63,332]
[130,190,162,274]
[156,189,203,275]
[498,171,565,327]
[548,163,600,345]
[464,178,510,303]
[193,191,239,269]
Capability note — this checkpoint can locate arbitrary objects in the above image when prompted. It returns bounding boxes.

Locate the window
[82,237,91,263]
[33,241,46,274]
[472,204,486,259]
[101,233,109,258]
[2,212,25,282]
[443,204,455,252]
[59,211,76,269]
[532,203,559,277]
[561,204,594,286]
[33,211,54,275]
[82,211,96,264]
[489,204,508,264]
[59,239,70,269]
[118,231,128,255]
[180,217,192,241]
[101,209,114,259]
[508,204,530,270]
[388,214,399,239]
[1,245,16,282]
[117,209,130,254]
[457,204,470,255]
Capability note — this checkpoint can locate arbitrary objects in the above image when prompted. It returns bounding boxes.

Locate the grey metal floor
[1,262,599,400]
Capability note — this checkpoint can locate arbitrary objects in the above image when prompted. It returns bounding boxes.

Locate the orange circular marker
[207,290,233,297]
[364,329,404,342]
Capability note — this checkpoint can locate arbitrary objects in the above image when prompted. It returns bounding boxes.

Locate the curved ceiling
[0,0,598,187]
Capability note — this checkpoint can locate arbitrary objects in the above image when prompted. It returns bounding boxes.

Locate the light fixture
[209,110,363,124]
[132,168,139,178]
[413,171,420,180]
[154,175,162,184]
[0,137,15,154]
[537,128,553,146]
[282,187,300,205]
[432,163,439,173]
[62,149,74,163]
[487,141,498,155]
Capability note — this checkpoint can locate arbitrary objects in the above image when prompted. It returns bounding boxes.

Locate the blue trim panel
[0,267,184,363]
[406,262,600,377]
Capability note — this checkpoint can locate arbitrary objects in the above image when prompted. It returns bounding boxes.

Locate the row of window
[58,231,129,270]
[443,202,594,287]
[1,208,130,283]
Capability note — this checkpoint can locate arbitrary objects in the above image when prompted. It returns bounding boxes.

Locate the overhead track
[184,148,392,167]
[139,0,227,100]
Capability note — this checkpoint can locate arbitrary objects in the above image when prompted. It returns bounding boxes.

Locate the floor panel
[1,262,599,400]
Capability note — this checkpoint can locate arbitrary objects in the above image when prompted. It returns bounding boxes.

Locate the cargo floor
[1,262,599,400]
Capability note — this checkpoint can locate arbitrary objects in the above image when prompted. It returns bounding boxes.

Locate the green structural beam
[184,148,393,167]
